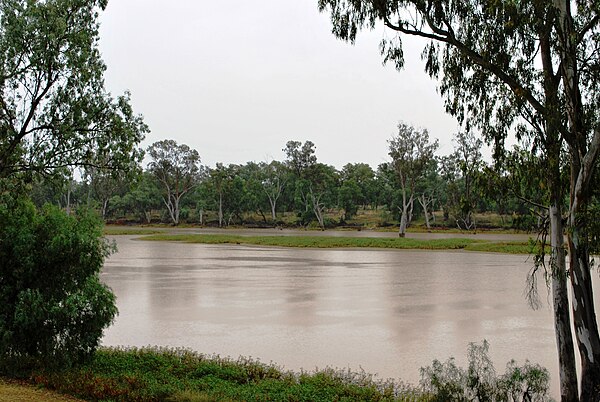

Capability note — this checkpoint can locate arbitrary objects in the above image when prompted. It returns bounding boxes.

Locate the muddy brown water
[101,233,598,398]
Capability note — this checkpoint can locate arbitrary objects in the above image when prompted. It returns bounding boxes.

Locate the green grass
[140,233,482,250]
[29,347,425,401]
[103,226,164,236]
[138,233,538,254]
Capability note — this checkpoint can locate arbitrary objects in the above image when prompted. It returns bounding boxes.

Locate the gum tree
[147,140,201,226]
[318,1,599,400]
[0,0,147,180]
[388,122,438,237]
[0,0,145,372]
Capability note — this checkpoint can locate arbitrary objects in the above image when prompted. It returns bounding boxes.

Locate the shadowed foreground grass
[0,378,83,401]
[139,234,539,254]
[29,347,425,402]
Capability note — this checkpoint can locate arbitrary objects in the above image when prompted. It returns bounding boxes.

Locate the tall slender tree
[388,122,438,237]
[147,140,201,226]
[318,1,600,399]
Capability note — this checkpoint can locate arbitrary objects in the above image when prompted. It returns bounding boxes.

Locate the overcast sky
[98,0,461,169]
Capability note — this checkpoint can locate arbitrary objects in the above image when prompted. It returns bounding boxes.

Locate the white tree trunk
[218,192,223,228]
[549,204,578,402]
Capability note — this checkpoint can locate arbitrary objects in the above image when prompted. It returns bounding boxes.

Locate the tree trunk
[269,197,277,221]
[218,192,223,228]
[568,220,600,401]
[407,196,414,227]
[549,204,578,402]
[418,194,431,230]
[65,181,72,216]
[173,197,180,225]
[311,193,325,230]
[398,189,411,237]
[102,198,109,220]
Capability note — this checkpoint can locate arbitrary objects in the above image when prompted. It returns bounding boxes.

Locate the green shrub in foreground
[32,347,425,401]
[0,197,117,374]
[420,341,550,402]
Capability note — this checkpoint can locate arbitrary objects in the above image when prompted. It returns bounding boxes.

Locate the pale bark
[218,192,223,228]
[555,0,600,396]
[398,189,412,237]
[309,188,326,230]
[550,204,578,402]
[418,193,434,230]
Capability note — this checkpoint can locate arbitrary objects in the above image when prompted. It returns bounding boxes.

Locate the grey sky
[98,0,460,169]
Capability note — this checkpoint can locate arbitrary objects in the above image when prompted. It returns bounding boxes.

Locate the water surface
[101,235,595,397]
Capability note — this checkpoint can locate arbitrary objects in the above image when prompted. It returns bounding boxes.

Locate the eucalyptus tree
[208,163,226,227]
[0,0,145,372]
[283,140,317,177]
[0,0,147,181]
[147,140,201,226]
[340,163,376,209]
[259,160,288,222]
[388,122,438,237]
[118,171,162,224]
[338,178,361,221]
[283,140,337,229]
[452,131,483,230]
[416,158,441,230]
[318,1,600,399]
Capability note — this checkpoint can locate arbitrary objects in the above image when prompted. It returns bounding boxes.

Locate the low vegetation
[139,233,540,255]
[5,343,549,402]
[103,226,165,236]
[28,347,423,402]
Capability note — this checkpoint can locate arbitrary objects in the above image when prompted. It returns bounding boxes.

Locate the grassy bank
[139,233,539,254]
[103,227,165,236]
[0,377,83,401]
[27,347,423,402]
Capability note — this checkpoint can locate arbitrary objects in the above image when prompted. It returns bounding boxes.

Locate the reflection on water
[101,236,597,398]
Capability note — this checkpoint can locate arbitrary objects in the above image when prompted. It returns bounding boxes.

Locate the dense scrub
[31,347,422,402]
[0,197,117,374]
[24,344,550,402]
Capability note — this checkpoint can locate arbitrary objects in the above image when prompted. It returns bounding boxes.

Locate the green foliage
[147,140,202,225]
[31,346,423,401]
[0,0,147,179]
[0,196,117,373]
[420,341,550,402]
[140,232,500,251]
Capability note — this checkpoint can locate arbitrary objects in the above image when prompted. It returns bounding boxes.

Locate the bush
[0,196,117,374]
[420,341,550,402]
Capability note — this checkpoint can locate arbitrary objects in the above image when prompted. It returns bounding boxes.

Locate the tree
[0,0,147,180]
[259,160,288,222]
[283,140,317,176]
[340,163,377,209]
[0,196,117,372]
[318,1,600,399]
[303,163,338,229]
[388,122,438,237]
[147,140,201,226]
[416,158,441,231]
[338,178,361,221]
[117,171,162,223]
[452,131,483,230]
[283,140,337,229]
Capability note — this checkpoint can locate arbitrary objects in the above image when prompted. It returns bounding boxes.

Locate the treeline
[29,123,547,232]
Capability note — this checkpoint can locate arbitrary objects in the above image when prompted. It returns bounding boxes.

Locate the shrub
[420,341,550,402]
[0,196,117,374]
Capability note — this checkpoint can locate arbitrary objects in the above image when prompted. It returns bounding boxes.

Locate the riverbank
[137,233,539,254]
[13,347,424,401]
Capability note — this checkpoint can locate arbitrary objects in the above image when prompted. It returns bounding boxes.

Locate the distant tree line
[29,122,556,233]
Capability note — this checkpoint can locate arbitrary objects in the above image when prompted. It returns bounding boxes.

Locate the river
[100,232,597,398]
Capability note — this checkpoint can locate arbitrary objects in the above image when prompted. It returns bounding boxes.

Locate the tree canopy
[0,0,147,180]
[318,1,600,400]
